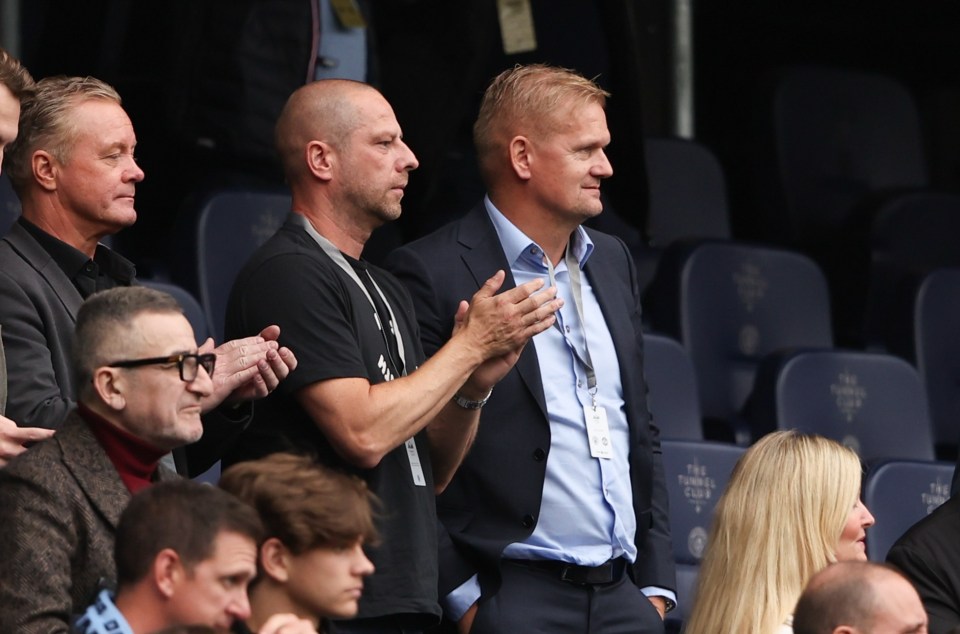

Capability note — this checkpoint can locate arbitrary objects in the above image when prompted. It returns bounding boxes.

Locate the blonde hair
[473,64,608,187]
[684,431,863,634]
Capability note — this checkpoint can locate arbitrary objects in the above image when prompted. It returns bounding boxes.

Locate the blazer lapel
[58,413,132,530]
[4,223,85,321]
[582,242,644,444]
[457,206,548,419]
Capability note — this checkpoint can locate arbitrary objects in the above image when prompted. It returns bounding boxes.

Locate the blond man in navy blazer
[387,65,675,634]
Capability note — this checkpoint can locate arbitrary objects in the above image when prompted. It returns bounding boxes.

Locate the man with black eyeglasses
[0,74,297,474]
[0,286,240,633]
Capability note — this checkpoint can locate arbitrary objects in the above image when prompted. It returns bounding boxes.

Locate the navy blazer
[386,204,675,598]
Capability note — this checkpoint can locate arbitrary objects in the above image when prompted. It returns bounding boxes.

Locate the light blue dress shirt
[444,198,675,620]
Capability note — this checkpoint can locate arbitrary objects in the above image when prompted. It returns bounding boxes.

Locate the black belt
[504,557,628,585]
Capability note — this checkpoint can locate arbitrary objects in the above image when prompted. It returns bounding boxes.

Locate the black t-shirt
[224,217,440,625]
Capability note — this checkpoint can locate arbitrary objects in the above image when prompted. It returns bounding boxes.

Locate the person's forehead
[0,84,20,139]
[874,575,928,629]
[351,91,399,132]
[129,311,196,353]
[0,83,19,119]
[68,98,136,144]
[206,530,258,568]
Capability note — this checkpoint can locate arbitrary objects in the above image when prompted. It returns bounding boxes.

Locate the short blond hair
[684,431,864,634]
[473,64,608,186]
[5,75,121,194]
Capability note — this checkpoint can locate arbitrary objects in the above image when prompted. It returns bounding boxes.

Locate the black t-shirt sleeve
[227,251,371,394]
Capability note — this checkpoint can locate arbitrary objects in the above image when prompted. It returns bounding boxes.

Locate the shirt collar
[20,216,92,280]
[18,217,136,296]
[483,195,594,270]
[78,403,167,493]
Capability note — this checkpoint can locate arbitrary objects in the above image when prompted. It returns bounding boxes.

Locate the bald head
[275,79,380,183]
[794,561,927,634]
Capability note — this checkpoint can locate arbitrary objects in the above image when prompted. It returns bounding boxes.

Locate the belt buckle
[559,563,588,585]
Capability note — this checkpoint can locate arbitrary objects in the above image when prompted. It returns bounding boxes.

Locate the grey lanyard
[546,244,598,402]
[293,213,408,375]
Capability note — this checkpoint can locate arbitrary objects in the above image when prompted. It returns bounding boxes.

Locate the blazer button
[532,448,546,461]
[521,514,535,528]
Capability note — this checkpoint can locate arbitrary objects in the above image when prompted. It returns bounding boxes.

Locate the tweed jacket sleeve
[0,414,136,633]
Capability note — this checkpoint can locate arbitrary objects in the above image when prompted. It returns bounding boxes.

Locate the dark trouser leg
[470,560,665,634]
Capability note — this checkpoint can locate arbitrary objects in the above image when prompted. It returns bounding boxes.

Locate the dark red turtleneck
[79,404,169,494]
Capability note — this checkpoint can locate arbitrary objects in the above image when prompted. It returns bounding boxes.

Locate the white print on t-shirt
[377,354,395,382]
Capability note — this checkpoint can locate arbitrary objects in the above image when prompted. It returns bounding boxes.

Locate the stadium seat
[767,64,927,249]
[661,439,745,631]
[644,137,731,248]
[643,333,703,440]
[139,278,211,345]
[746,349,935,462]
[194,189,291,342]
[645,240,833,443]
[863,458,953,561]
[884,268,960,460]
[864,193,960,348]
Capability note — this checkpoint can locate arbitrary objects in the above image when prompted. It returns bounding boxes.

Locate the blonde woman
[683,431,875,634]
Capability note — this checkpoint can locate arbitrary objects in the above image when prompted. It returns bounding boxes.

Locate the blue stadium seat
[138,278,211,345]
[660,439,745,630]
[644,137,731,248]
[643,333,703,440]
[769,65,927,248]
[864,192,960,348]
[746,349,935,462]
[863,459,953,561]
[195,189,291,342]
[910,269,960,459]
[645,240,833,443]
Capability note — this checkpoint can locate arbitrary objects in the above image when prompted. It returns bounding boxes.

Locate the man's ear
[32,150,58,192]
[154,548,184,598]
[259,537,292,583]
[92,367,126,411]
[509,136,533,181]
[306,140,335,182]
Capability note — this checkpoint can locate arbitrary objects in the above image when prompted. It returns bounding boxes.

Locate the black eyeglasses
[108,353,217,382]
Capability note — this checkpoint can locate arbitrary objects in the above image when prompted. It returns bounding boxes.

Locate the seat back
[865,193,960,346]
[772,65,927,246]
[196,189,290,342]
[644,137,731,248]
[911,269,960,456]
[661,439,745,627]
[863,459,953,561]
[750,349,935,462]
[652,241,833,426]
[139,279,211,345]
[643,333,703,440]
